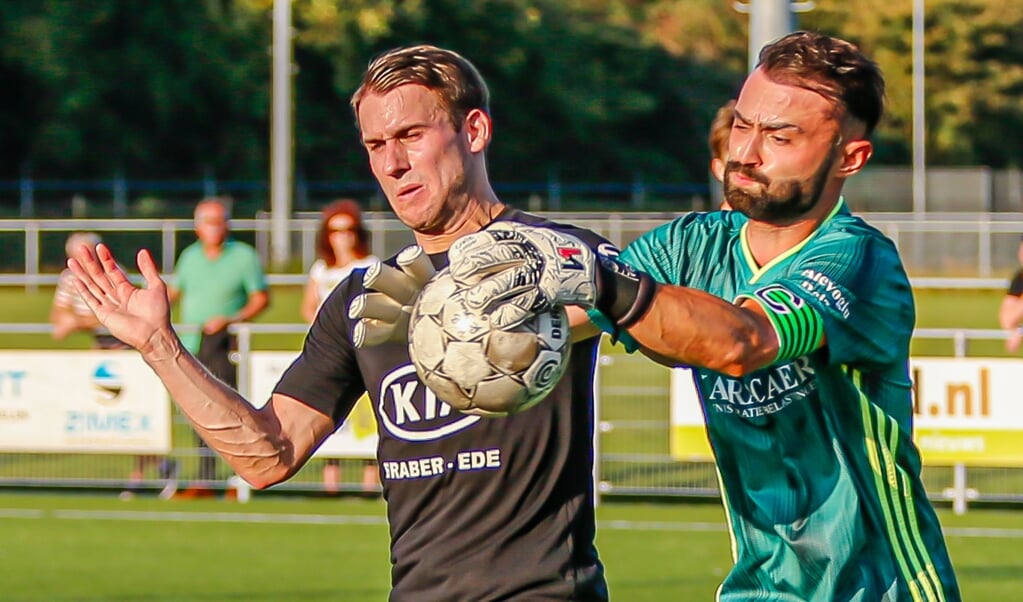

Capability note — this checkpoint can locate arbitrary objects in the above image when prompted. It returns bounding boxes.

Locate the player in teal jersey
[446,31,960,601]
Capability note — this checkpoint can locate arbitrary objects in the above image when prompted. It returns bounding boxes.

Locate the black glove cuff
[596,257,657,329]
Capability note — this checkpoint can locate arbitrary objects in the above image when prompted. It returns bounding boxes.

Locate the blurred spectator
[302,199,380,493]
[51,231,175,498]
[999,236,1023,351]
[168,197,270,496]
[709,99,736,210]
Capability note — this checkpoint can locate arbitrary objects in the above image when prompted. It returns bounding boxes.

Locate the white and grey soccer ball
[408,268,571,417]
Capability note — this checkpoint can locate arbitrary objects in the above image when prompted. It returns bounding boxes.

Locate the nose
[730,129,762,166]
[383,140,410,178]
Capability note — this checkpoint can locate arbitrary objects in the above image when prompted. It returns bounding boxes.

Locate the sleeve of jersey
[242,247,269,293]
[586,217,694,353]
[272,281,366,426]
[738,235,914,367]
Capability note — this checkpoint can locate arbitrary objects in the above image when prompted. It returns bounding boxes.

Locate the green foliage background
[0,0,1020,184]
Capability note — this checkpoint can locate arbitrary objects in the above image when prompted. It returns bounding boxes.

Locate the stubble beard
[393,174,471,236]
[724,146,837,223]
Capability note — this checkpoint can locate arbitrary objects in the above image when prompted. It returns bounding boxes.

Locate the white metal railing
[2,213,1023,287]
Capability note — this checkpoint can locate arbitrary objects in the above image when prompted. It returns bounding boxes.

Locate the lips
[396,183,424,201]
[730,170,767,188]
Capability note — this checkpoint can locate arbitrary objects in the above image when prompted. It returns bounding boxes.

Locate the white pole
[952,463,967,515]
[270,0,293,268]
[735,1,814,71]
[912,0,927,214]
[746,0,795,70]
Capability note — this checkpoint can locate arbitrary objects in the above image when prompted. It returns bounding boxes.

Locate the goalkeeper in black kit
[65,44,643,601]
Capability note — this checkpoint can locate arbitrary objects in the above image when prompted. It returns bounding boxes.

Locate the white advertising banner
[670,358,1023,466]
[247,351,378,458]
[0,351,171,453]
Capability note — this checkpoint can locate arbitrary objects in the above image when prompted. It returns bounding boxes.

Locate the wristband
[595,257,657,328]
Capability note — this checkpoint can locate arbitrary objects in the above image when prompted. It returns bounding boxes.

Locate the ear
[836,139,872,179]
[710,157,726,183]
[463,109,492,153]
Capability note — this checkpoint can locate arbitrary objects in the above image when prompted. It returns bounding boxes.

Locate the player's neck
[745,195,840,267]
[415,196,505,254]
[202,240,225,259]
[333,246,357,266]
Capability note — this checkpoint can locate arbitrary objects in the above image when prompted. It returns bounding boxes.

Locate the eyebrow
[361,122,428,146]
[733,109,804,134]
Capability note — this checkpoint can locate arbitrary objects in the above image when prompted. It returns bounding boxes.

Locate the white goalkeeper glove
[447,222,656,329]
[348,245,436,347]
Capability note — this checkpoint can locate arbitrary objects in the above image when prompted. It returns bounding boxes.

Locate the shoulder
[308,259,328,278]
[812,212,901,266]
[53,269,77,300]
[497,207,613,251]
[174,243,203,269]
[225,239,259,256]
[623,211,740,260]
[178,242,202,259]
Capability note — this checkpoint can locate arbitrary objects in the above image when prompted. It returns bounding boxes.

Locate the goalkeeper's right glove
[348,245,435,347]
[447,222,656,330]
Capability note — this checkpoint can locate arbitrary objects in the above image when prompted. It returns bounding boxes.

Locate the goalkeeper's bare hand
[348,245,435,347]
[66,243,172,354]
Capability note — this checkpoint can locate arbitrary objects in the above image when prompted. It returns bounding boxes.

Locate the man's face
[724,68,843,222]
[194,203,228,246]
[357,84,472,234]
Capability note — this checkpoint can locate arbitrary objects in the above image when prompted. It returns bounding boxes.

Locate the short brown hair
[317,199,371,265]
[709,99,736,164]
[350,45,490,130]
[758,31,885,136]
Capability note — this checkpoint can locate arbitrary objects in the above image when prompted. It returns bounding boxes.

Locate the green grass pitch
[1,494,1022,600]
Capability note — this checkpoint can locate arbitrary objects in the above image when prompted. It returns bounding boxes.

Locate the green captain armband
[742,285,824,362]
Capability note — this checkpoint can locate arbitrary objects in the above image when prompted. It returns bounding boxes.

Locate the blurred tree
[806,0,1023,167]
[1,0,269,178]
[279,0,741,183]
[1,0,1019,188]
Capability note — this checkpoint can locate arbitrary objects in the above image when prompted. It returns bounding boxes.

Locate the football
[408,267,571,417]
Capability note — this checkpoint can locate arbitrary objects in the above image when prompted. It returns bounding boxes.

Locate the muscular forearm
[624,285,778,376]
[141,328,300,488]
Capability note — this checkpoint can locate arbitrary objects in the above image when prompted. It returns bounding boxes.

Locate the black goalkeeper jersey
[275,208,610,601]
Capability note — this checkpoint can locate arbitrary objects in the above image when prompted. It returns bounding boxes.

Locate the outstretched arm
[620,287,779,375]
[67,243,334,488]
[448,223,780,375]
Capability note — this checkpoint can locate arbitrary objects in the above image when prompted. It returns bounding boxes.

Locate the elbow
[708,343,760,378]
[245,474,282,491]
[704,325,776,378]
[237,464,291,490]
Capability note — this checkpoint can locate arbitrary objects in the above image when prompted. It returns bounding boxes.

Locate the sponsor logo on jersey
[798,268,851,319]
[700,356,817,420]
[377,364,481,441]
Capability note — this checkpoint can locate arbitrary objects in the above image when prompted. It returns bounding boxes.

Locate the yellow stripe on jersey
[852,368,946,602]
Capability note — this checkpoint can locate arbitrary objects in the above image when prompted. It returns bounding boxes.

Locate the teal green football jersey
[616,201,960,602]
